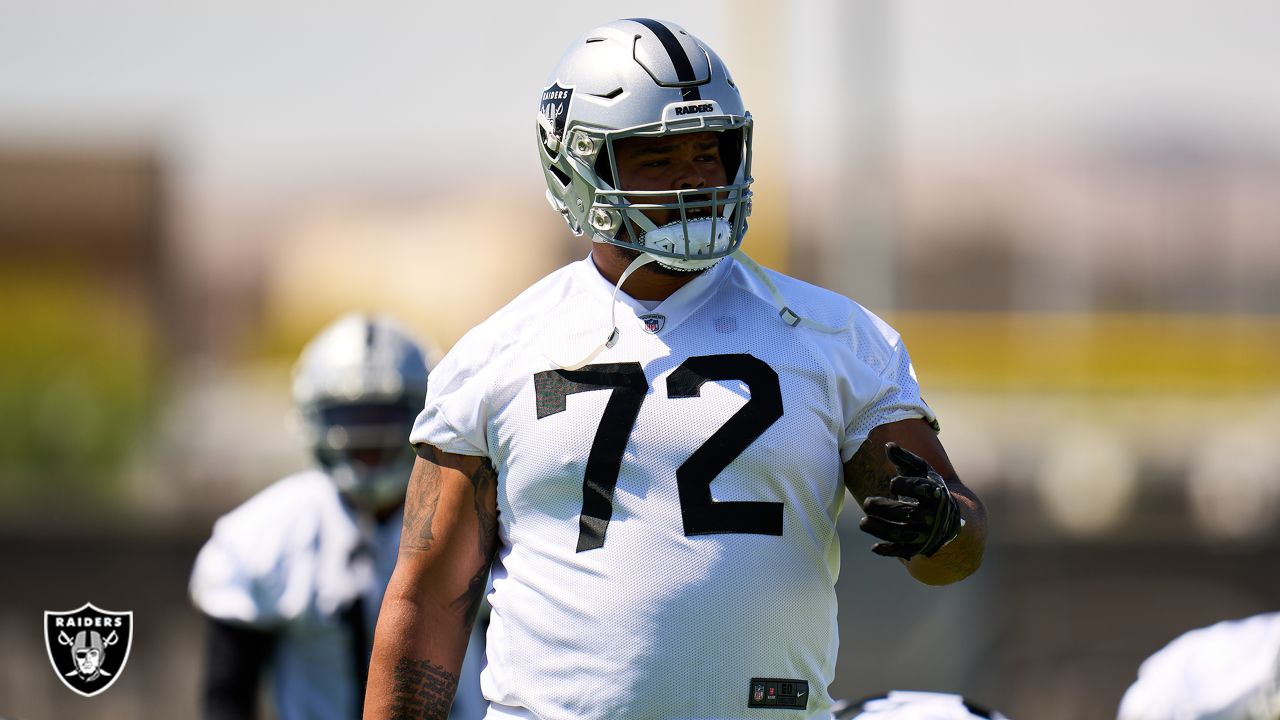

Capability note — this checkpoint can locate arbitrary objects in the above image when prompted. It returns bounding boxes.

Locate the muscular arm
[844,418,987,585]
[364,445,498,720]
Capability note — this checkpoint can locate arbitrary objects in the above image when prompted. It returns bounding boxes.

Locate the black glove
[859,443,963,558]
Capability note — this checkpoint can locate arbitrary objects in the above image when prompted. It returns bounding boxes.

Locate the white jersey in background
[411,255,935,720]
[835,691,1008,719]
[191,470,398,719]
[1117,611,1280,720]
[190,470,487,720]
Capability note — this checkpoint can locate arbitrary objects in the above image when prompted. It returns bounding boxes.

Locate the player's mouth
[669,196,715,223]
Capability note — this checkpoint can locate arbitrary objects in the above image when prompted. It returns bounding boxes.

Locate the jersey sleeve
[189,480,321,627]
[836,308,937,463]
[409,329,495,457]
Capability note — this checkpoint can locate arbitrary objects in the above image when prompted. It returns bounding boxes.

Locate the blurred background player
[1116,611,1280,720]
[833,691,1010,719]
[189,313,486,720]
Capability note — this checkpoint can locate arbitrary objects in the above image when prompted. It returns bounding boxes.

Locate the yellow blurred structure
[894,311,1280,393]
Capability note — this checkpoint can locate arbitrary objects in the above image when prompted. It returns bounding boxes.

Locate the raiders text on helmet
[537,18,754,271]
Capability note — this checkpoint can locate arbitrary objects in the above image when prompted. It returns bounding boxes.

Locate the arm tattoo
[468,460,499,561]
[450,459,498,628]
[451,565,490,629]
[389,658,458,720]
[401,446,443,552]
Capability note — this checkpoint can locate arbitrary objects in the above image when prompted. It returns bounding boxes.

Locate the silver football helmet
[537,18,753,271]
[292,314,429,513]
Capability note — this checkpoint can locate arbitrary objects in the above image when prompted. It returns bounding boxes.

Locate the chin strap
[550,251,658,371]
[607,251,661,346]
[731,249,848,334]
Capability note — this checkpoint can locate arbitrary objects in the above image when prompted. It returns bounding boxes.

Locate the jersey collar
[576,253,734,335]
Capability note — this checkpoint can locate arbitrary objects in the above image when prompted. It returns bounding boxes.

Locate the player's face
[613,131,728,229]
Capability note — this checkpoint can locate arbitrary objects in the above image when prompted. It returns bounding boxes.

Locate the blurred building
[0,145,169,506]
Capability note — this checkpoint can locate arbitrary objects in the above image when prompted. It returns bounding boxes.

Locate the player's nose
[674,159,708,190]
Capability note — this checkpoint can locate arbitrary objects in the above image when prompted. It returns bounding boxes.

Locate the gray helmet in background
[537,18,753,271]
[292,314,429,513]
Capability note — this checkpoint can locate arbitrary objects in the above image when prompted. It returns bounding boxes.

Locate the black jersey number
[533,354,783,552]
[534,363,648,552]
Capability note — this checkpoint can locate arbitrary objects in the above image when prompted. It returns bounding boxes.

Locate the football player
[364,18,987,720]
[189,314,486,720]
[833,691,1010,719]
[1117,611,1280,719]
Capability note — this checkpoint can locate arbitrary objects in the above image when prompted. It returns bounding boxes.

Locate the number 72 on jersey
[534,353,784,552]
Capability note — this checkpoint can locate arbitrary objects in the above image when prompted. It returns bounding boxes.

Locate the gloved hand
[859,443,963,558]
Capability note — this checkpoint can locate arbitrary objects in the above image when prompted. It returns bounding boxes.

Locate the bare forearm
[845,419,988,585]
[364,449,498,720]
[364,589,467,720]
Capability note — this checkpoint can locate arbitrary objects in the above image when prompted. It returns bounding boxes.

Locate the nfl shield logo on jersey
[44,603,133,697]
[640,313,666,333]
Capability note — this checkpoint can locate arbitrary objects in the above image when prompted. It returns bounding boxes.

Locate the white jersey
[1117,611,1280,720]
[411,256,935,720]
[190,470,400,719]
[190,470,487,720]
[837,691,1007,719]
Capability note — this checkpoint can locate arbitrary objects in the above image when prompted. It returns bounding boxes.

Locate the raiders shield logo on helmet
[44,603,133,697]
[538,82,574,151]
